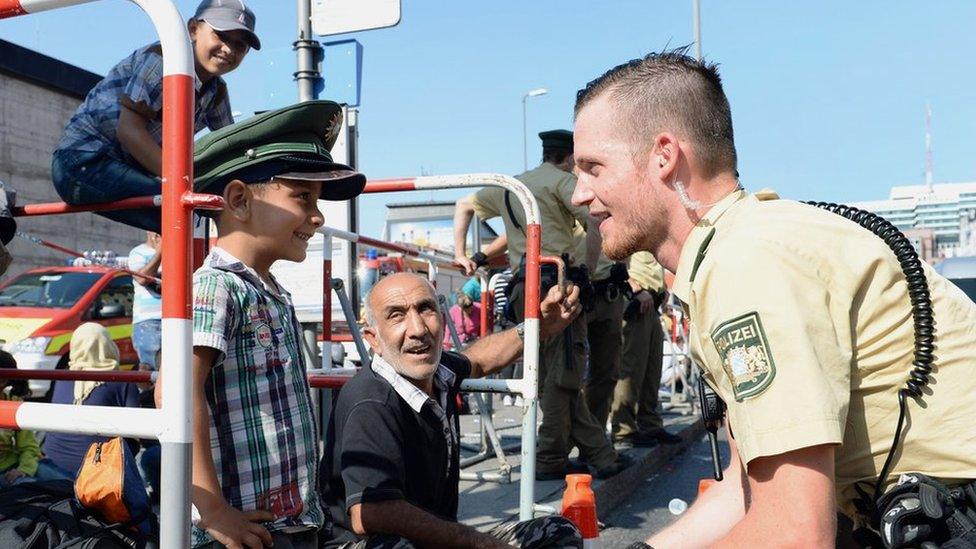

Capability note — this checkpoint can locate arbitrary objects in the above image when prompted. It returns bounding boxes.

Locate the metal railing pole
[130,1,197,545]
[323,234,333,370]
[332,278,370,367]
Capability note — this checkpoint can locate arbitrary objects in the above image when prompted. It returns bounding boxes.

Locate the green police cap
[194,100,366,200]
[538,129,573,150]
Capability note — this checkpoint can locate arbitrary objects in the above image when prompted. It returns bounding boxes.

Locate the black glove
[877,473,960,548]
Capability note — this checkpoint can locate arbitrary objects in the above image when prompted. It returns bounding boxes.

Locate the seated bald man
[320,272,584,549]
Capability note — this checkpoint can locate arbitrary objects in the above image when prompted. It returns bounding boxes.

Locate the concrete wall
[0,72,143,281]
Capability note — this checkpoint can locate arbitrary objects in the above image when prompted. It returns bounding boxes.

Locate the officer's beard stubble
[601,185,666,262]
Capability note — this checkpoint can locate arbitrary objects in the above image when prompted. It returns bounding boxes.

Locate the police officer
[609,252,682,446]
[572,51,976,546]
[453,130,631,481]
[580,249,625,429]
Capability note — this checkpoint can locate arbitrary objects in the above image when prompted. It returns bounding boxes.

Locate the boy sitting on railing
[163,100,365,549]
[51,0,259,232]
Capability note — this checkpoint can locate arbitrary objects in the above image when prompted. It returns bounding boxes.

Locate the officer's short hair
[575,48,737,178]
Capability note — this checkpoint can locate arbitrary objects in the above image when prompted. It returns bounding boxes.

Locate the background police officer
[572,51,976,546]
[579,247,624,430]
[453,130,630,481]
[609,252,681,447]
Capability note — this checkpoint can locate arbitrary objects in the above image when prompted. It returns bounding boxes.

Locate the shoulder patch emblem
[710,312,776,401]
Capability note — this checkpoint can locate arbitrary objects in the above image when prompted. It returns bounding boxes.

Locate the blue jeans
[51,148,161,232]
[0,458,74,489]
[132,319,162,369]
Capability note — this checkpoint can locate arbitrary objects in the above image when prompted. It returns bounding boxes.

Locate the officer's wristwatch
[515,322,526,341]
[470,251,488,267]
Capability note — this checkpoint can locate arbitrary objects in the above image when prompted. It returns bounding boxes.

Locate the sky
[2,0,975,240]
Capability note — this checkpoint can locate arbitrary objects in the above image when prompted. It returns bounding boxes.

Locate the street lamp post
[522,88,548,171]
[692,0,702,61]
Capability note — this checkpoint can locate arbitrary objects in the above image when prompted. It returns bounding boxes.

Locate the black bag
[0,479,154,548]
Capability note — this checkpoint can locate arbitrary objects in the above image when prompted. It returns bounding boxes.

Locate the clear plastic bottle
[668,498,688,515]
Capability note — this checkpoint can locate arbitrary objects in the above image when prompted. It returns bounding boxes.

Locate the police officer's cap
[194,100,366,200]
[539,129,573,151]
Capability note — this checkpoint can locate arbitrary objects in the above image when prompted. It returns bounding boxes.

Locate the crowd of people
[1,0,975,547]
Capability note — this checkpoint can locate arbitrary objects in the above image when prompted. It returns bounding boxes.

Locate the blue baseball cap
[193,0,261,50]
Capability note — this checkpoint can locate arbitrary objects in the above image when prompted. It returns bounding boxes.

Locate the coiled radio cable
[805,201,935,502]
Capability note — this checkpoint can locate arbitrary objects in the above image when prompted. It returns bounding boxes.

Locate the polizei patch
[710,312,776,401]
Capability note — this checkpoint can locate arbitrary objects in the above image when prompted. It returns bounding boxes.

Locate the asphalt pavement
[599,433,731,547]
[455,393,709,538]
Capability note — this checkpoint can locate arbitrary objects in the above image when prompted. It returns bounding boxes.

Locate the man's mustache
[402,338,434,352]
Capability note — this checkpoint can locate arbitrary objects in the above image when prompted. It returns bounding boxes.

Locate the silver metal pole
[302,323,320,369]
[693,0,702,61]
[520,399,538,519]
[332,278,371,366]
[522,95,528,172]
[471,215,482,257]
[295,0,319,102]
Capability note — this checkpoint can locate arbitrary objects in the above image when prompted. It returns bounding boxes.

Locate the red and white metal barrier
[1,2,196,546]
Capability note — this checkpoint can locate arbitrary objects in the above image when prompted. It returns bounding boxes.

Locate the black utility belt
[513,263,588,288]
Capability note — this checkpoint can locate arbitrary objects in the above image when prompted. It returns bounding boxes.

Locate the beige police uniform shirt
[629,251,665,293]
[671,188,976,518]
[468,162,590,270]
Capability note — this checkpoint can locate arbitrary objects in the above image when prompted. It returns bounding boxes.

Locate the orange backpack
[74,437,154,536]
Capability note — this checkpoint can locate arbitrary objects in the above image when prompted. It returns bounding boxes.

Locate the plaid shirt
[56,43,234,165]
[192,248,322,546]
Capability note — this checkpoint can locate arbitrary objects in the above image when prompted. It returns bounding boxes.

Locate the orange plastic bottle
[561,474,600,547]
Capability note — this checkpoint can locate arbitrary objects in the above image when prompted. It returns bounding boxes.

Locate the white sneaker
[502,395,514,406]
[514,396,524,407]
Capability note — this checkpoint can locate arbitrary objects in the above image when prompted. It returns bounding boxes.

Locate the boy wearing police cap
[164,100,365,548]
[573,51,976,547]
